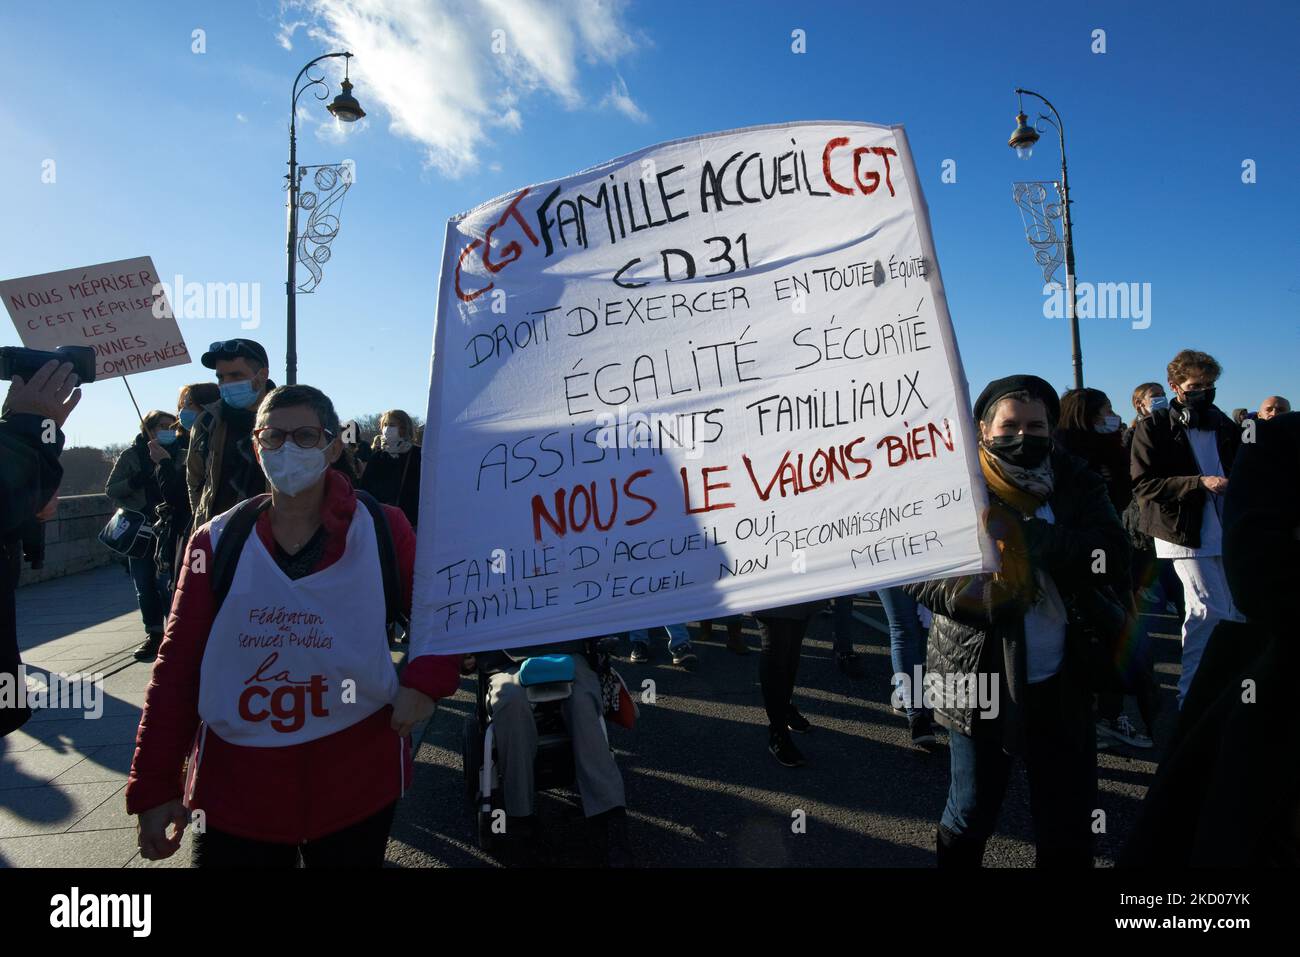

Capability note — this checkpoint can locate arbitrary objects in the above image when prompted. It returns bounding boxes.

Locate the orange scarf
[979,446,1044,605]
[979,446,1049,516]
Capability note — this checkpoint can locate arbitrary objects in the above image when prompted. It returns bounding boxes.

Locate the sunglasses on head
[254,426,334,450]
[209,340,261,362]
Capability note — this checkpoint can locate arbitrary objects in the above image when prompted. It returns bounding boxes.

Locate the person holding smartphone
[2,360,81,736]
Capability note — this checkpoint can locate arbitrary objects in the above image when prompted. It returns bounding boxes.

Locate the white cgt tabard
[196,502,400,747]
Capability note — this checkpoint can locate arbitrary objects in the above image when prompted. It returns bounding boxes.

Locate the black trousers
[191,802,396,868]
[755,615,810,732]
[1,541,31,738]
[938,675,1096,868]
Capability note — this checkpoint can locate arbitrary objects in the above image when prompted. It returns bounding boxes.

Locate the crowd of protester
[1,336,1294,869]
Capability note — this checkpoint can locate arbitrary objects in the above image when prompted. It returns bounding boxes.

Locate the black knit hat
[974,374,1060,423]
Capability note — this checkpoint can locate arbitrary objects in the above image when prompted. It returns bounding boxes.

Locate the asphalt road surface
[386,595,1181,868]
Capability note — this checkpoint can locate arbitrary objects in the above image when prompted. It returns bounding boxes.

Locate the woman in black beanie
[905,374,1129,867]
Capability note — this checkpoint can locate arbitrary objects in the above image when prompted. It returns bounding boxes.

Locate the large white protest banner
[0,256,188,381]
[412,121,997,656]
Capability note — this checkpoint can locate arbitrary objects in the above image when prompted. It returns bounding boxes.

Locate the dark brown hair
[1058,388,1111,434]
[1167,350,1222,386]
[1130,382,1162,414]
[140,409,177,439]
[180,381,220,409]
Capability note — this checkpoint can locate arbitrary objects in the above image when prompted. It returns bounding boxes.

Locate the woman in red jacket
[127,384,460,867]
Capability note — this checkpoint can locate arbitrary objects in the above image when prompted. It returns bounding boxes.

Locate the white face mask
[381,426,402,448]
[1095,414,1122,434]
[259,443,328,496]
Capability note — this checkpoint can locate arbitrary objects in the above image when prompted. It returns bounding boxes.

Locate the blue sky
[2,0,1296,449]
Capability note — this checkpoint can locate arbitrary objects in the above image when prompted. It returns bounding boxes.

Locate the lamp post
[1008,88,1082,390]
[285,52,365,385]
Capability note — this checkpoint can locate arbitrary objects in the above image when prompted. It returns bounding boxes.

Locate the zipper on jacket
[184,722,209,805]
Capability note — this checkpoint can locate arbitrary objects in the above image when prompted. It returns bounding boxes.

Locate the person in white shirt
[1130,350,1244,706]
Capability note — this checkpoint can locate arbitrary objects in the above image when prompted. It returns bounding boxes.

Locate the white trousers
[1171,555,1244,706]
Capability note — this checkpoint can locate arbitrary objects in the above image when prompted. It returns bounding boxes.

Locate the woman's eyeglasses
[254,426,333,450]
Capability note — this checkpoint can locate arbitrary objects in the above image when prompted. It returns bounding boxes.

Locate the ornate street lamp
[285,52,365,385]
[1008,88,1082,389]
[1007,111,1040,159]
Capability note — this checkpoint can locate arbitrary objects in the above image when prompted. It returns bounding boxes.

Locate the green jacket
[105,435,161,515]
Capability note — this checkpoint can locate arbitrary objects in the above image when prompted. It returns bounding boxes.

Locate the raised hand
[3,360,82,428]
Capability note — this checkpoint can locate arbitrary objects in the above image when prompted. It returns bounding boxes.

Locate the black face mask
[986,434,1053,469]
[1180,387,1216,410]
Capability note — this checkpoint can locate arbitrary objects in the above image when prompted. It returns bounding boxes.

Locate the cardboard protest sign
[412,121,997,656]
[1,256,188,380]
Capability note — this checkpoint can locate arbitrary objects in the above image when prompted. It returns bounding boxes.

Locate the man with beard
[187,339,274,529]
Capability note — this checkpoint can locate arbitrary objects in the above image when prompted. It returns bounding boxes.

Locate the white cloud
[236,112,248,123]
[570,0,639,59]
[278,19,307,50]
[281,0,642,177]
[601,75,647,123]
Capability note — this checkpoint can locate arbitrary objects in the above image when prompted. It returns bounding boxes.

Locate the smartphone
[0,345,97,384]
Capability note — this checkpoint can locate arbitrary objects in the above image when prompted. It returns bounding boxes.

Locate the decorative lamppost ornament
[284,52,365,385]
[1007,88,1082,389]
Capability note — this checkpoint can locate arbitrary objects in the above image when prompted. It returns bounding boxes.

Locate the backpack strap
[354,489,407,635]
[208,490,406,638]
[210,494,272,614]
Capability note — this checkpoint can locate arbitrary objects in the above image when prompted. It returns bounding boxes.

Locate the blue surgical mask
[220,380,258,410]
[178,408,198,431]
[155,430,177,445]
[1147,394,1168,413]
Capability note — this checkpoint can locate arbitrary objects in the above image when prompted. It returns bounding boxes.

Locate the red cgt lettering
[238,677,329,733]
[822,138,899,198]
[238,652,330,733]
[455,187,540,302]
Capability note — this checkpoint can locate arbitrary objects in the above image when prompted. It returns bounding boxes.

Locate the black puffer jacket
[904,447,1130,754]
